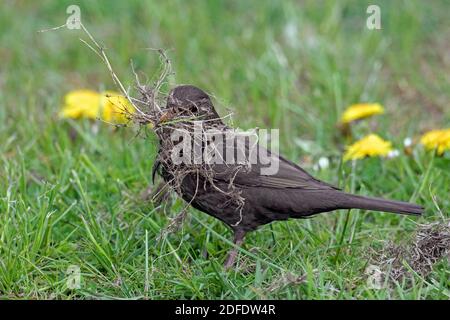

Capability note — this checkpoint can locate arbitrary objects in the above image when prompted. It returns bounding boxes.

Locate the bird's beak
[159,110,173,123]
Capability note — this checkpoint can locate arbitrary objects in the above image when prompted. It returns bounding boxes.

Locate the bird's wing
[212,144,339,190]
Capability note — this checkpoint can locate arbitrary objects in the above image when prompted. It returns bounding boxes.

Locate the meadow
[0,0,449,299]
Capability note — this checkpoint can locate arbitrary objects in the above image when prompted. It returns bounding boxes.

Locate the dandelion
[60,89,134,124]
[100,91,133,124]
[343,134,393,161]
[420,128,450,155]
[59,89,101,119]
[340,103,384,124]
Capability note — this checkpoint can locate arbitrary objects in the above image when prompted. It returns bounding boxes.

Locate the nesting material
[375,220,450,282]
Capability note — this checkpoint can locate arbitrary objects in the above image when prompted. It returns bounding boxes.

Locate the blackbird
[153,85,423,269]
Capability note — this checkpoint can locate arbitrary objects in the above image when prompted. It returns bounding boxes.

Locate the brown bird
[153,85,423,269]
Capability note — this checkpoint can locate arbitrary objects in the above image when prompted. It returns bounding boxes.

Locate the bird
[152,84,423,269]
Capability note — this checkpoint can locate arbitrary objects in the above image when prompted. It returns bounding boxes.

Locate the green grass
[0,0,449,299]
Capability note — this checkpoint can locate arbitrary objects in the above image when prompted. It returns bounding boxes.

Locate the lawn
[0,0,449,299]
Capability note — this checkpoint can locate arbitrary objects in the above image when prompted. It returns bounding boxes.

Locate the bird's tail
[340,193,423,216]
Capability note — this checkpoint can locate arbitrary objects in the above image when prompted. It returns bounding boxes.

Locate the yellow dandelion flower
[340,103,384,124]
[344,134,393,161]
[100,91,134,124]
[420,128,450,155]
[60,90,101,119]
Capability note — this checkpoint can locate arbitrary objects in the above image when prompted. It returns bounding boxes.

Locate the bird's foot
[223,248,238,270]
[223,230,245,270]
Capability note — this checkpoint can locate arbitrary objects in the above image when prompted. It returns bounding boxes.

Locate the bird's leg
[224,230,246,270]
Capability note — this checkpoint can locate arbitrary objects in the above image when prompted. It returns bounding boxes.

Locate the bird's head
[161,85,222,123]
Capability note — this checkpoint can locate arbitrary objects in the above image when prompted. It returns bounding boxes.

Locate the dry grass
[374,219,450,283]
